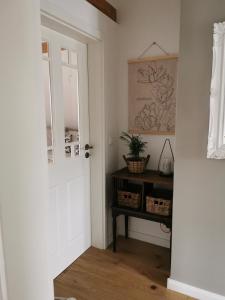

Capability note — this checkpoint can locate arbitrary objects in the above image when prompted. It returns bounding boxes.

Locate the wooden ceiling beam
[87,0,117,22]
[42,42,48,54]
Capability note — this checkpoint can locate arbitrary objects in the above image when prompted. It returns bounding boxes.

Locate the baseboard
[127,230,170,248]
[107,231,170,249]
[167,278,225,300]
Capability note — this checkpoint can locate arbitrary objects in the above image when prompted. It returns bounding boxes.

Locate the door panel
[67,177,85,242]
[42,27,91,279]
[48,187,60,256]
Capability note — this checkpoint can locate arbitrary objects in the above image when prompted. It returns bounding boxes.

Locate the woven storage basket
[127,160,145,173]
[146,196,171,216]
[123,155,150,174]
[117,190,141,209]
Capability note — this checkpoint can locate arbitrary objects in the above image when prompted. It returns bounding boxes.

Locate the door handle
[82,144,93,159]
[84,144,94,151]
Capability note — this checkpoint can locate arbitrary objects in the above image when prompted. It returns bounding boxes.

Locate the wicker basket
[146,196,172,216]
[117,190,141,209]
[123,155,150,174]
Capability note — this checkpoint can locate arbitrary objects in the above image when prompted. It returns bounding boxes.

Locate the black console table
[111,168,173,254]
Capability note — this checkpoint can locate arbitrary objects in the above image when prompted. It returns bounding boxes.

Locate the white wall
[0,1,54,299]
[171,0,225,297]
[114,0,181,247]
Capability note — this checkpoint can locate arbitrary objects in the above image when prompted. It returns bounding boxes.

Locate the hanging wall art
[128,55,178,135]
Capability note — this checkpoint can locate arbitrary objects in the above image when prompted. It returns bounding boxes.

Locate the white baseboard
[128,230,170,248]
[116,216,170,249]
[167,278,225,300]
[107,231,170,249]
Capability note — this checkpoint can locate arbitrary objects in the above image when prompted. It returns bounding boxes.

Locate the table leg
[169,227,172,271]
[113,215,117,252]
[125,215,129,239]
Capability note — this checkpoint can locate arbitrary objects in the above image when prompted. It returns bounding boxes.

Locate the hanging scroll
[128,55,178,135]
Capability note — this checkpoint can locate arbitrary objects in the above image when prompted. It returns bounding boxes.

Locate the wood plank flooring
[54,237,194,300]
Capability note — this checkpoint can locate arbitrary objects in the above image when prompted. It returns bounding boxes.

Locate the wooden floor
[54,237,194,300]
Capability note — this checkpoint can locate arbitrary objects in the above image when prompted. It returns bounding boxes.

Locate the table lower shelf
[112,206,172,228]
[112,206,172,255]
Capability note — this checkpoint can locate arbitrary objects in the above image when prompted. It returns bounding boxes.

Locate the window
[61,48,80,158]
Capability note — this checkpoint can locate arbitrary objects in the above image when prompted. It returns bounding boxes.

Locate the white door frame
[41,12,107,250]
[0,219,7,300]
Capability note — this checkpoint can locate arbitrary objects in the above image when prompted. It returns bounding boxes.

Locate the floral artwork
[128,56,178,135]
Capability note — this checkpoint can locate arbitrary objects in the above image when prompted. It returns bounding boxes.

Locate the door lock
[85,152,90,159]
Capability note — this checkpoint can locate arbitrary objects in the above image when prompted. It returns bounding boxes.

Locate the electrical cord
[160,223,171,234]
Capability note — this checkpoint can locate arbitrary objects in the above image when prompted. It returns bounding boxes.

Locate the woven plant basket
[123,155,150,174]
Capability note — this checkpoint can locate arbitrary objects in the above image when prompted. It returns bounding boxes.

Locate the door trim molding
[0,219,8,300]
[167,278,225,300]
[41,3,101,41]
[88,41,106,249]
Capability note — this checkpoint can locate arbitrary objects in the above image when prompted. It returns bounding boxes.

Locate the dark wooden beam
[87,0,117,22]
[42,42,48,54]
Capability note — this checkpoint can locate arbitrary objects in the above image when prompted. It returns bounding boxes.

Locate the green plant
[120,131,147,160]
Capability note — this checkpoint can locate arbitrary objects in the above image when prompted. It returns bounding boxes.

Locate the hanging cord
[157,138,174,173]
[138,41,169,58]
[160,223,171,234]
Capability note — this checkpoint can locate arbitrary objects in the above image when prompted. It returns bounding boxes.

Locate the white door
[41,27,91,279]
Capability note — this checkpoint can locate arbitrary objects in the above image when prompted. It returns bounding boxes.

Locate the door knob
[84,144,93,150]
[85,152,90,159]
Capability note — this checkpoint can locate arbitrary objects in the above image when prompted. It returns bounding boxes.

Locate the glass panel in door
[61,49,80,158]
[42,40,54,163]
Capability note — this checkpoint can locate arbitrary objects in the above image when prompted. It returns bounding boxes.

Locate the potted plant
[120,132,150,173]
